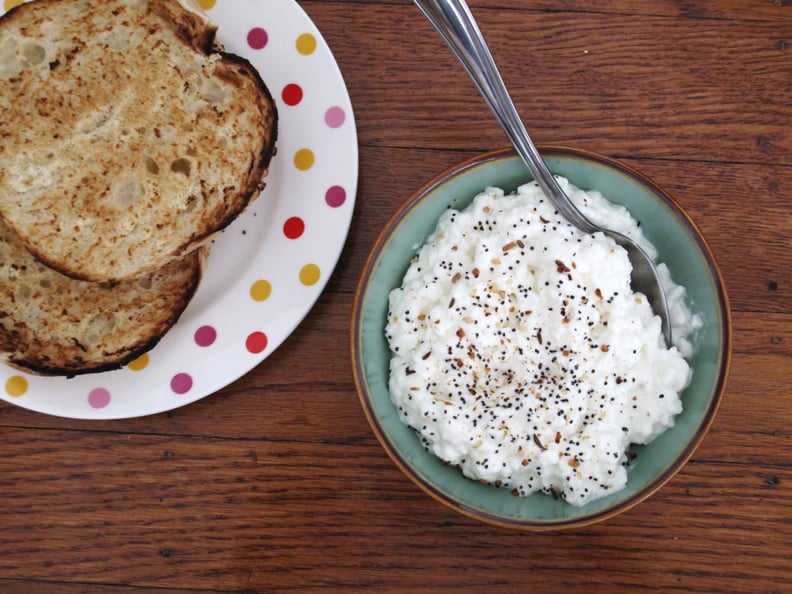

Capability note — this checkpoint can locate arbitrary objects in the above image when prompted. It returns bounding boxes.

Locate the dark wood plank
[309,2,792,164]
[341,0,791,21]
[0,582,203,594]
[0,428,789,592]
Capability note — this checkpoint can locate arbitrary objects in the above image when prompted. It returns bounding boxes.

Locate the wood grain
[1,1,790,592]
[314,2,792,163]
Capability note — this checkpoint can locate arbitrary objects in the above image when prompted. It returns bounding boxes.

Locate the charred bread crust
[178,50,279,255]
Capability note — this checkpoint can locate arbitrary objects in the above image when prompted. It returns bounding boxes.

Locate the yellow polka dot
[250,279,272,302]
[127,353,149,371]
[195,0,216,9]
[296,33,317,56]
[293,148,315,171]
[299,264,321,286]
[5,376,28,397]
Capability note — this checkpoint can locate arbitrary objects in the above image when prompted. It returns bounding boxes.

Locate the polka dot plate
[0,0,358,419]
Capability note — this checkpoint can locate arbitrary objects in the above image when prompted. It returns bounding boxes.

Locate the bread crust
[0,219,204,376]
[0,0,278,281]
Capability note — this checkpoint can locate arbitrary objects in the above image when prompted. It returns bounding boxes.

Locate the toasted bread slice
[0,0,277,281]
[0,218,203,376]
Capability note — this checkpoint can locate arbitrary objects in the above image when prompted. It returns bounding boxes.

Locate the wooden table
[1,1,790,591]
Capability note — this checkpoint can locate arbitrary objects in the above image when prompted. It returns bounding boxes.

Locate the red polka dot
[283,216,305,239]
[282,83,303,106]
[247,27,269,49]
[246,332,268,354]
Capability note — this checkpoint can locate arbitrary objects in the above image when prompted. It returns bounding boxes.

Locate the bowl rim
[351,145,732,530]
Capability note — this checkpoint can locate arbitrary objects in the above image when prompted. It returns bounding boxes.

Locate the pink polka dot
[325,185,347,208]
[324,106,346,128]
[194,325,217,347]
[246,332,268,354]
[283,216,305,239]
[282,83,303,106]
[247,27,269,50]
[88,387,110,409]
[171,373,193,395]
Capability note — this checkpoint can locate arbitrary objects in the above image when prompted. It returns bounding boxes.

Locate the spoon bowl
[414,0,672,344]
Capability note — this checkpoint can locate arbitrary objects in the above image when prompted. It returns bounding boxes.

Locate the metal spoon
[414,0,672,345]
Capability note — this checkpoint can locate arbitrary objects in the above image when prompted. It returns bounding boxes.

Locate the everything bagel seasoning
[386,178,701,506]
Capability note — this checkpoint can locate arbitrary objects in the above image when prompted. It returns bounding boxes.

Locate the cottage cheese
[386,178,701,506]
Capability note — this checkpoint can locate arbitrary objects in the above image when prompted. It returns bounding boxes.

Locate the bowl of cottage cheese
[352,147,730,530]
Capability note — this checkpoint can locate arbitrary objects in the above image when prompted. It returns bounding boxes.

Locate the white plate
[0,0,358,419]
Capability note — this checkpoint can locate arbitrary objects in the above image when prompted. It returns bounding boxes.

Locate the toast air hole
[143,156,160,175]
[170,158,191,177]
[113,175,144,208]
[21,42,46,66]
[85,312,117,346]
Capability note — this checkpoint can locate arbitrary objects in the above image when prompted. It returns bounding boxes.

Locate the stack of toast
[0,0,278,375]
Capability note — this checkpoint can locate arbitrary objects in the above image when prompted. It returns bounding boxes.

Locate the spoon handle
[415,0,672,345]
[413,0,595,232]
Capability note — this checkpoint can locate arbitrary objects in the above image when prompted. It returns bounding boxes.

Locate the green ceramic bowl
[351,147,731,530]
